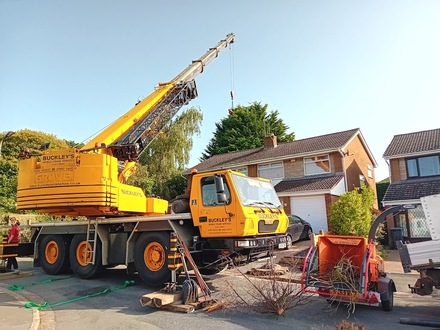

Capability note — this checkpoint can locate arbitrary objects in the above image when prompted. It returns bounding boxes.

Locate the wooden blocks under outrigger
[140,289,215,313]
[140,232,217,313]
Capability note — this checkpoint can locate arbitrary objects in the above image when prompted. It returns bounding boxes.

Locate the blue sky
[1,1,439,181]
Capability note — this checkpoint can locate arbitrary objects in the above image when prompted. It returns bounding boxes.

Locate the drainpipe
[384,158,391,183]
[339,149,348,192]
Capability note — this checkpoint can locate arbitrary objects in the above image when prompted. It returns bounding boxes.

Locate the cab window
[201,175,231,206]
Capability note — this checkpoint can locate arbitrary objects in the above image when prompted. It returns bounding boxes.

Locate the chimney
[263,134,277,148]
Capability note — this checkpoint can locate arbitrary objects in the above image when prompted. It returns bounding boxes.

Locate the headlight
[235,240,250,247]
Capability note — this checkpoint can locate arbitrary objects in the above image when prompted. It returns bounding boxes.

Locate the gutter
[382,199,421,207]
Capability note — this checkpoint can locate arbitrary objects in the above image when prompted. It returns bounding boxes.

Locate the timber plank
[0,269,32,280]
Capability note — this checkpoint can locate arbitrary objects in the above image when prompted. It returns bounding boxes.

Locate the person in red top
[7,217,20,270]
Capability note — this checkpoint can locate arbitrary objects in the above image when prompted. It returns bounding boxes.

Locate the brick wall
[344,135,378,208]
[389,158,404,181]
[283,158,304,177]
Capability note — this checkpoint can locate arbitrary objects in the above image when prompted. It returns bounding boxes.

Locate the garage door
[290,196,327,233]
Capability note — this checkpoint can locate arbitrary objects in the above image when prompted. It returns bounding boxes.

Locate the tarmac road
[1,240,439,330]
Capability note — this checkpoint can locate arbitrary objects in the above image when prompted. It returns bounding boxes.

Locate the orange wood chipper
[301,234,395,311]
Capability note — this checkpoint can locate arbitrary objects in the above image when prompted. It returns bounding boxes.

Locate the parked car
[285,214,313,249]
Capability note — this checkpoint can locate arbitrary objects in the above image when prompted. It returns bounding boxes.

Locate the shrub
[329,184,375,237]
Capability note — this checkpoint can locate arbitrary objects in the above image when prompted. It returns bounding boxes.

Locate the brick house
[191,128,378,233]
[382,128,440,243]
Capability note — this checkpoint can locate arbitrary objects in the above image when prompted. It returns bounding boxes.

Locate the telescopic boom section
[81,33,235,162]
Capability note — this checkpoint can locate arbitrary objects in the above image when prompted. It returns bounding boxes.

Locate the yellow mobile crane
[15,34,289,286]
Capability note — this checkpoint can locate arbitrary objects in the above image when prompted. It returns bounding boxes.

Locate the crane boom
[172,33,235,83]
[82,33,235,162]
[17,33,235,217]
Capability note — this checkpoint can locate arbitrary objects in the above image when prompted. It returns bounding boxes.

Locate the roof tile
[383,128,440,158]
[193,128,360,171]
[275,173,344,193]
[382,177,440,202]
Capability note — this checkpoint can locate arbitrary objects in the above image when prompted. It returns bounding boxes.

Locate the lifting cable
[229,41,235,112]
[8,275,72,291]
[23,280,135,310]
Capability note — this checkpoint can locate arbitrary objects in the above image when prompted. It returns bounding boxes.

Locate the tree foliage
[0,129,71,164]
[329,184,376,237]
[201,102,295,160]
[375,181,390,211]
[0,160,18,213]
[132,107,203,199]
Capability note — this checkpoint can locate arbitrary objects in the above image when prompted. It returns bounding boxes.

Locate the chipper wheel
[380,280,396,311]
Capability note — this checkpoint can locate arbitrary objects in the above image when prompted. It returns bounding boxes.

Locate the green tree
[0,160,18,212]
[329,184,376,237]
[376,181,390,211]
[132,107,203,200]
[162,173,187,200]
[66,140,85,149]
[0,129,71,164]
[201,102,295,160]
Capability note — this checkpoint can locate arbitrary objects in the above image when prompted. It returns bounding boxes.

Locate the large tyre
[134,232,171,287]
[69,234,102,279]
[39,235,71,275]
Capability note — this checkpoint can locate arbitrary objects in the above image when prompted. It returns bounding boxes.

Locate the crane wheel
[69,234,102,279]
[39,235,71,275]
[134,232,171,287]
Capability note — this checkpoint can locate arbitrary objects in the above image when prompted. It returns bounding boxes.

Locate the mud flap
[378,276,396,301]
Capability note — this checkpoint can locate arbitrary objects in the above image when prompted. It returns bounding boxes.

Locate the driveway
[1,240,439,330]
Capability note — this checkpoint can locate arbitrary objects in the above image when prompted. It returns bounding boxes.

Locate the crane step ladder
[86,219,98,265]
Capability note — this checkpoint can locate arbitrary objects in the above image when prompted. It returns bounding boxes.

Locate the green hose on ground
[23,280,136,309]
[8,276,72,291]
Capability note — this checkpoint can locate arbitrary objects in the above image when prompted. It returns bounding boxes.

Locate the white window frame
[257,162,284,181]
[304,155,330,176]
[234,167,248,176]
[367,164,373,178]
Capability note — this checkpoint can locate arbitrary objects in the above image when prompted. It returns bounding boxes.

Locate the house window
[367,164,373,178]
[406,155,440,178]
[408,205,431,238]
[304,155,330,175]
[257,162,284,181]
[234,167,248,176]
